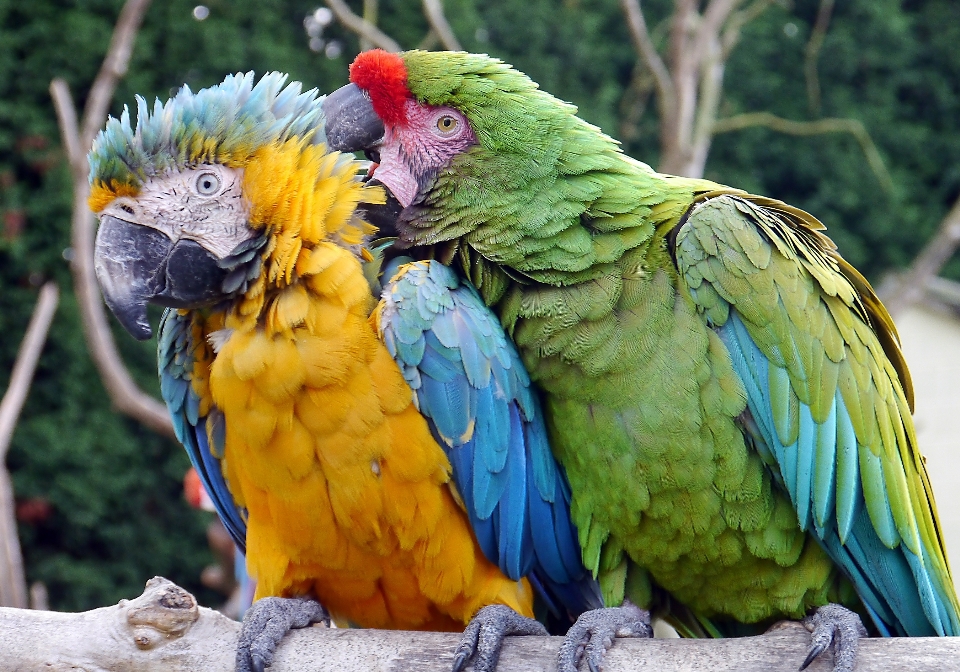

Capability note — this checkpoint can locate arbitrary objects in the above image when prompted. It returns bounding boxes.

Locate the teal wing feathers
[158,309,247,551]
[376,257,600,619]
[674,194,960,636]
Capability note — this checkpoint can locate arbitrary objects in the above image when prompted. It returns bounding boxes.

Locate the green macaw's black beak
[94,215,229,340]
[323,84,402,238]
[322,83,384,153]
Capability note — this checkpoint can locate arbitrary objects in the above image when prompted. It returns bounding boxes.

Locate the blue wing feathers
[718,311,955,636]
[795,403,816,532]
[835,397,860,544]
[158,310,247,552]
[379,258,599,619]
[812,398,837,533]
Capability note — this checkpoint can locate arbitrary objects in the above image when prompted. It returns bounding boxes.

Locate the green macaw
[322,49,960,671]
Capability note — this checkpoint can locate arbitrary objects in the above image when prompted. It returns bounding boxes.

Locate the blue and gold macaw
[88,72,598,672]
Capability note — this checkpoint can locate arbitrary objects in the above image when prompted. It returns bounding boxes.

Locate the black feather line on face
[217,233,268,298]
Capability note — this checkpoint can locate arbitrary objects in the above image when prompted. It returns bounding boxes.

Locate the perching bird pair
[88,50,960,672]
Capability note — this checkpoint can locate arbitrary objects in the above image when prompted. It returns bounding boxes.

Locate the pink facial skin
[373,99,477,208]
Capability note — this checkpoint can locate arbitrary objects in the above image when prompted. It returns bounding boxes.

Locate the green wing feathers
[675,194,959,635]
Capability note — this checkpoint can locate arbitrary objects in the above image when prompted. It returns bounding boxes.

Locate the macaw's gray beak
[94,215,229,340]
[322,83,384,153]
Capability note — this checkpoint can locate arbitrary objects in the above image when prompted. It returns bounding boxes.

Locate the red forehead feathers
[349,50,411,127]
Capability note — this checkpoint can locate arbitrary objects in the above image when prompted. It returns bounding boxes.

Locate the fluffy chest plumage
[194,270,532,629]
[504,252,843,621]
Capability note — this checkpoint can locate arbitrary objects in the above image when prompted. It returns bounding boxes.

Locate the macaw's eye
[436,115,459,134]
[196,172,221,195]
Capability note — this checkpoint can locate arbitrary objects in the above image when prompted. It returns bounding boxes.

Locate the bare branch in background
[417,29,441,51]
[81,0,152,149]
[661,0,699,171]
[618,64,657,142]
[49,0,174,439]
[883,195,960,316]
[359,0,378,52]
[0,282,59,608]
[326,0,401,52]
[664,0,748,177]
[620,0,676,127]
[720,0,777,59]
[804,0,835,116]
[422,0,462,51]
[711,112,893,192]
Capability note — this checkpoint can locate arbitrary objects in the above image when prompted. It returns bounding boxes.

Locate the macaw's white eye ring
[196,171,221,195]
[436,114,459,134]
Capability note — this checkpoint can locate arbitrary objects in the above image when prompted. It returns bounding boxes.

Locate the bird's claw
[557,601,652,672]
[799,603,867,672]
[235,596,329,672]
[451,604,547,672]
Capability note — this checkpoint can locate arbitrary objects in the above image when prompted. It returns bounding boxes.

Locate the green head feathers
[351,49,619,160]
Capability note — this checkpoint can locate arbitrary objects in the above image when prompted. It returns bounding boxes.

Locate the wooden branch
[661,0,699,172]
[804,0,835,116]
[686,32,726,178]
[0,577,957,671]
[80,0,152,150]
[422,0,462,51]
[621,0,676,136]
[0,282,59,609]
[673,0,775,176]
[0,283,59,462]
[721,0,775,60]
[696,0,743,65]
[325,0,401,52]
[49,0,174,439]
[711,112,894,192]
[883,194,960,316]
[359,0,378,52]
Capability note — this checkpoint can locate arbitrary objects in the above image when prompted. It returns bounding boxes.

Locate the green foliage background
[0,0,957,610]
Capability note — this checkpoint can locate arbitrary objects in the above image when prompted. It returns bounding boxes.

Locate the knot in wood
[123,576,200,647]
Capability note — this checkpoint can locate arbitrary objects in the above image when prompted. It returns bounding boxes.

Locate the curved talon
[451,604,547,672]
[799,603,868,672]
[557,601,652,672]
[236,596,329,672]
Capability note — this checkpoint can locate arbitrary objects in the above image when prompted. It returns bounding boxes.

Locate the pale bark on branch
[620,0,676,127]
[358,0,378,52]
[422,0,462,51]
[49,0,174,439]
[326,0,402,52]
[804,0,835,116]
[622,0,776,178]
[883,194,960,317]
[0,577,957,671]
[0,283,59,609]
[620,0,881,181]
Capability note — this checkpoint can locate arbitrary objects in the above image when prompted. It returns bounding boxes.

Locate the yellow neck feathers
[228,139,384,335]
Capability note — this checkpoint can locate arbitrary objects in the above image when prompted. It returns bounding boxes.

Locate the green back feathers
[88,72,328,190]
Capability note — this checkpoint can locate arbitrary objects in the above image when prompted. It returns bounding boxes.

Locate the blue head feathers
[88,72,327,189]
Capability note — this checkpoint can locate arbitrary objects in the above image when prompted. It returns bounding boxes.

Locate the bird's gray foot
[236,596,329,672]
[799,603,868,672]
[557,601,652,672]
[451,604,548,672]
